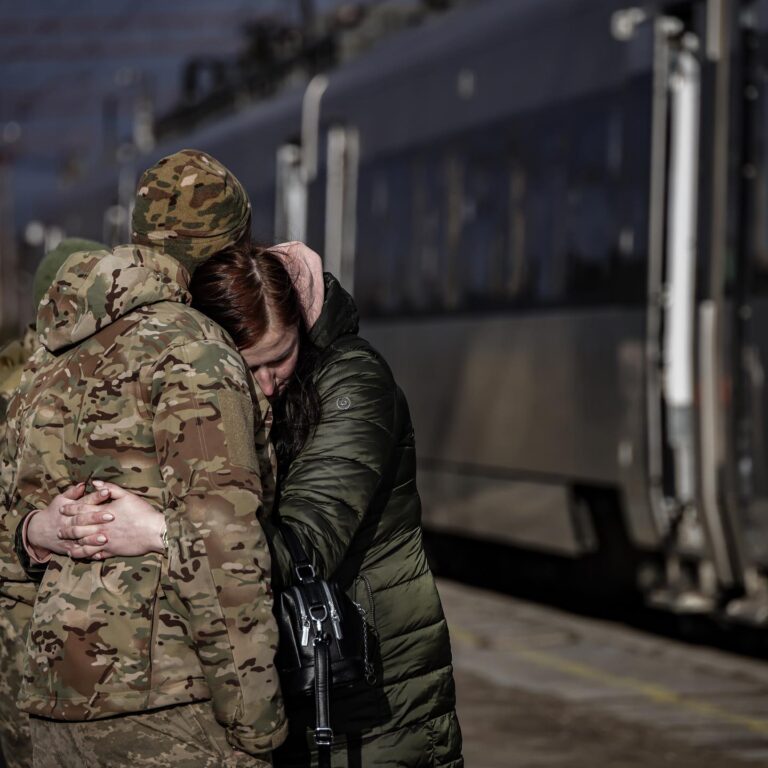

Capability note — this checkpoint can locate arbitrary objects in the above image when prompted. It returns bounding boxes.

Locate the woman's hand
[57,481,166,560]
[26,483,111,560]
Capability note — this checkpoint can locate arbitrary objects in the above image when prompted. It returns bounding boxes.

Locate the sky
[0,0,389,227]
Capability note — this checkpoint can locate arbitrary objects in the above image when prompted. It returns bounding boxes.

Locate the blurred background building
[0,0,469,334]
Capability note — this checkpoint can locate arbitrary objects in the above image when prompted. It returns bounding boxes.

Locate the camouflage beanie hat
[131,149,251,276]
[33,237,106,309]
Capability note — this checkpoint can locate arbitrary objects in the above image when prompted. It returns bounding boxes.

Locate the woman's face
[240,324,300,398]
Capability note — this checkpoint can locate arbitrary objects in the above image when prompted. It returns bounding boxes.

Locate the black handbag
[274,526,376,767]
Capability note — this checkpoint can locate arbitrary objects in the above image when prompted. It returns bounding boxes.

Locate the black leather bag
[274,526,375,766]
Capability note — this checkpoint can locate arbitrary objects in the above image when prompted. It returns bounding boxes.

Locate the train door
[646,0,768,620]
[619,2,755,614]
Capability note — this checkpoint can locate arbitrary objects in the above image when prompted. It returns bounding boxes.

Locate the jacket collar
[308,274,359,350]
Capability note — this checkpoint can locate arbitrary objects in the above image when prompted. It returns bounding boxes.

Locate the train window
[563,106,619,302]
[381,162,412,312]
[442,151,463,309]
[561,95,647,305]
[614,79,651,303]
[410,155,443,310]
[354,88,650,318]
[454,133,508,309]
[527,130,569,305]
[353,167,384,313]
[355,158,412,314]
[505,157,528,300]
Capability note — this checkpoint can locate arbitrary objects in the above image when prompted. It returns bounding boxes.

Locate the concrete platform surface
[439,579,768,767]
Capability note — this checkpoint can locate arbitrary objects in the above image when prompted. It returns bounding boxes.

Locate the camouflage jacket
[0,246,286,756]
[0,325,38,614]
[0,325,37,449]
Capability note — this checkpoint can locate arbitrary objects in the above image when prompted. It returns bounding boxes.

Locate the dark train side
[28,0,768,623]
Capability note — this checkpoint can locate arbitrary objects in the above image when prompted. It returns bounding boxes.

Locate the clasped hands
[26,480,166,561]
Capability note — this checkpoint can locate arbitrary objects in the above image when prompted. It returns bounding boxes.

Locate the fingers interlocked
[57,488,114,555]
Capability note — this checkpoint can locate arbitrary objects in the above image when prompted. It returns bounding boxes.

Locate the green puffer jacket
[266,275,463,768]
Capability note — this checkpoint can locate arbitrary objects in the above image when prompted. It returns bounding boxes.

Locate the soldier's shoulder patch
[217,389,257,471]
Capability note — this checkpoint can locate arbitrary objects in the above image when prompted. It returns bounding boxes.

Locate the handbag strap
[280,525,317,584]
[314,635,333,768]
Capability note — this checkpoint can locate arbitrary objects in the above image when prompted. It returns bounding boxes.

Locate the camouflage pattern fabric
[0,601,31,768]
[0,241,106,768]
[0,326,37,445]
[0,325,38,768]
[131,149,251,277]
[0,241,106,435]
[31,700,271,768]
[0,245,286,757]
[32,238,106,310]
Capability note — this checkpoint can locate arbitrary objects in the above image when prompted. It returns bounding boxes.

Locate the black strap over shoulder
[280,525,317,584]
[314,636,333,768]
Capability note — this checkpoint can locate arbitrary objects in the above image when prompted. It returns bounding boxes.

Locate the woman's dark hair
[189,243,321,469]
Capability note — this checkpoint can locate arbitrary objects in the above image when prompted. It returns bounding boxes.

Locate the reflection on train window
[354,89,649,317]
[443,151,463,309]
[506,157,527,301]
[382,164,411,312]
[356,162,411,314]
[411,156,443,310]
[455,133,508,307]
[528,131,569,304]
[565,111,618,301]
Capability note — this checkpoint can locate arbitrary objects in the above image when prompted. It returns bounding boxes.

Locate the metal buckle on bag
[315,727,333,746]
[295,562,316,582]
[309,604,328,634]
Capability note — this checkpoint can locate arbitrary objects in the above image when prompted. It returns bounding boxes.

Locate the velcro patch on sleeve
[217,390,258,471]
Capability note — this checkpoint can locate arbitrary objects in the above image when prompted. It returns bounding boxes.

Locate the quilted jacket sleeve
[265,344,398,586]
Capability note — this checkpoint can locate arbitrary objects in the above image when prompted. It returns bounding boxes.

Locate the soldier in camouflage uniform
[0,238,104,768]
[0,150,287,767]
[0,333,36,436]
[0,238,104,440]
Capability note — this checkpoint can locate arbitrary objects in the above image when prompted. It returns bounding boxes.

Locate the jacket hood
[38,245,191,353]
[308,274,359,350]
[0,324,38,402]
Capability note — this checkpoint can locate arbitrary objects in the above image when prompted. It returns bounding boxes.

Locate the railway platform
[440,579,768,767]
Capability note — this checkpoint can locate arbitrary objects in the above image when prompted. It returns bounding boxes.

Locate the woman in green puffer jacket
[42,241,463,768]
[196,243,463,768]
